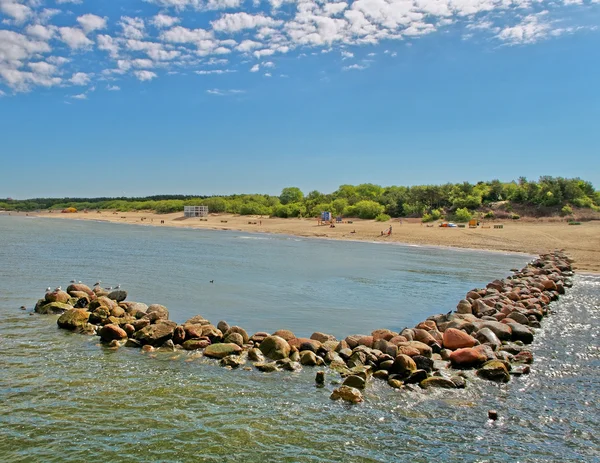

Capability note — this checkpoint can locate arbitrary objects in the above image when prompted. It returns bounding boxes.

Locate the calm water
[0,216,598,462]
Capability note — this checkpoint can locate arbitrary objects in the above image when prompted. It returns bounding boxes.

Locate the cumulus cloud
[107,84,121,91]
[151,14,180,28]
[206,87,244,95]
[70,72,90,85]
[77,14,108,34]
[58,27,93,49]
[211,13,283,33]
[0,0,32,23]
[134,70,157,81]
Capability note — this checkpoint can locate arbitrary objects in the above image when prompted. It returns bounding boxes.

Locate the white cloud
[262,61,275,68]
[120,16,145,40]
[0,0,32,23]
[237,39,262,52]
[147,0,243,9]
[70,72,90,85]
[134,70,157,81]
[195,69,235,74]
[58,27,93,49]
[25,24,55,41]
[151,14,180,28]
[28,61,56,75]
[497,13,552,45]
[97,34,119,58]
[211,13,283,33]
[250,63,259,72]
[56,0,83,3]
[206,88,244,95]
[0,30,50,62]
[264,72,271,77]
[71,93,87,99]
[343,63,367,70]
[341,50,353,59]
[107,84,120,91]
[77,14,108,34]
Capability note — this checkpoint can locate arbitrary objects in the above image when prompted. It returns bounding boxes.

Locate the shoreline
[3,210,599,273]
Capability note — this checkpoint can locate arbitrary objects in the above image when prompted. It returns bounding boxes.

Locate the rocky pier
[34,250,573,404]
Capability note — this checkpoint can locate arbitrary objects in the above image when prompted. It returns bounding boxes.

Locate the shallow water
[0,216,598,462]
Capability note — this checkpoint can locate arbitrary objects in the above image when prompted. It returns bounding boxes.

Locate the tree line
[1,176,598,221]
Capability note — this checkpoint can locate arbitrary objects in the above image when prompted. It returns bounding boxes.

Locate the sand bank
[10,210,600,274]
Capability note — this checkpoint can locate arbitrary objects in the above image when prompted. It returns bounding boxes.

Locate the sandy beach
[9,210,600,274]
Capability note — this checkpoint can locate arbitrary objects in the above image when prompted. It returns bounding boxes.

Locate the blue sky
[0,0,599,199]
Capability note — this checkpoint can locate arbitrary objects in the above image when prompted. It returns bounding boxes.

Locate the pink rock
[449,347,488,368]
[443,328,476,350]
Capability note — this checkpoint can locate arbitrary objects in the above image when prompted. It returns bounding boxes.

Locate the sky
[0,0,599,199]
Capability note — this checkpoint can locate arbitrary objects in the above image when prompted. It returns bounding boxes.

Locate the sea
[0,215,598,462]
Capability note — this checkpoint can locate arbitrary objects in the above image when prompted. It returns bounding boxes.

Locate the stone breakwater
[34,251,573,404]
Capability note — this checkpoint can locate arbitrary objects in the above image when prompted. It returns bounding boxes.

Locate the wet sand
[11,210,600,274]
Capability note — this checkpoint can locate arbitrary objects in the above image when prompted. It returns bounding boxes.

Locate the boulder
[474,327,501,349]
[204,343,242,359]
[182,339,210,350]
[330,386,363,404]
[300,350,319,366]
[184,315,210,325]
[224,326,249,344]
[99,324,128,342]
[277,358,301,371]
[45,290,71,304]
[507,311,530,325]
[389,354,417,378]
[456,299,472,314]
[248,347,264,362]
[172,326,186,345]
[372,329,396,341]
[259,335,291,360]
[66,283,94,297]
[250,332,269,344]
[442,328,477,350]
[342,375,366,389]
[134,321,176,346]
[272,329,295,341]
[224,332,244,347]
[405,369,428,384]
[110,306,125,318]
[145,304,170,321]
[420,377,457,389]
[449,347,488,369]
[310,332,336,343]
[505,321,534,344]
[413,355,434,372]
[413,329,437,346]
[35,301,73,315]
[107,289,127,302]
[397,341,432,357]
[254,362,279,372]
[220,355,245,368]
[474,321,512,341]
[477,360,510,382]
[57,309,90,330]
[288,337,321,353]
[217,320,230,333]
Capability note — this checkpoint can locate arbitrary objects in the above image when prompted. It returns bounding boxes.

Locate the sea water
[0,216,598,462]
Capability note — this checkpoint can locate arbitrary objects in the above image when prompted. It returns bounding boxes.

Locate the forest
[1,177,598,221]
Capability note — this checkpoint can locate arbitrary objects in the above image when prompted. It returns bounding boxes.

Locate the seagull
[115,284,121,289]
[45,287,52,292]
[105,286,113,291]
[70,280,76,283]
[209,280,214,284]
[94,281,101,287]
[55,286,61,291]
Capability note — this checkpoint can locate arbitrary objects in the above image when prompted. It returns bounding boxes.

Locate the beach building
[184,206,209,217]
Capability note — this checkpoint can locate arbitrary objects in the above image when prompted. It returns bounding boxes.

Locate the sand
[9,210,600,274]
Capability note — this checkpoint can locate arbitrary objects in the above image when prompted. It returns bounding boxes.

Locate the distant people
[351,230,356,234]
[388,225,392,236]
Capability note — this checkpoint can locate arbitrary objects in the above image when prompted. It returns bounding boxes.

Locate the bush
[484,211,495,219]
[431,209,443,220]
[454,207,472,223]
[560,205,573,217]
[353,200,385,219]
[572,197,593,208]
[375,213,391,222]
[511,214,521,220]
[422,213,434,223]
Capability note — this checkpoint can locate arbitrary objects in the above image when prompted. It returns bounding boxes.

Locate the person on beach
[388,226,392,236]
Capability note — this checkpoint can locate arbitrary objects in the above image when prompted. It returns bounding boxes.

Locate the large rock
[342,375,366,389]
[224,326,249,344]
[310,332,336,343]
[300,350,319,366]
[107,289,127,302]
[99,324,128,342]
[184,315,211,325]
[389,354,417,378]
[66,283,94,297]
[57,309,90,330]
[184,324,223,342]
[397,341,432,357]
[449,347,488,368]
[182,339,210,350]
[134,321,176,346]
[45,290,71,304]
[330,386,363,404]
[224,332,244,347]
[456,299,472,314]
[272,329,295,341]
[443,328,477,350]
[420,377,457,389]
[259,335,291,360]
[288,337,321,353]
[474,327,502,349]
[145,304,170,321]
[474,321,512,341]
[204,343,242,359]
[477,360,510,382]
[35,301,73,315]
[504,321,534,344]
